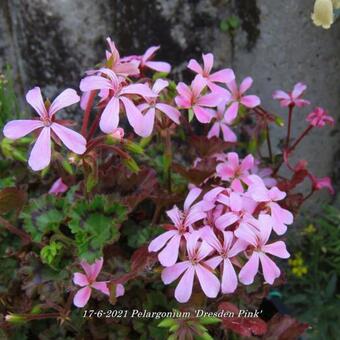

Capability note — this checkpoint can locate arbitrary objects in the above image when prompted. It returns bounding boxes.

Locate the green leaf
[40,241,63,267]
[199,316,221,325]
[158,318,176,328]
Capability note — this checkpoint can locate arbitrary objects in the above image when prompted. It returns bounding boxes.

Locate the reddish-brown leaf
[0,188,27,214]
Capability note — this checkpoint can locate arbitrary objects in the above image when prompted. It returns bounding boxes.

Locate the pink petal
[79,76,112,92]
[148,230,177,252]
[257,215,273,245]
[226,79,238,96]
[120,84,157,98]
[48,178,68,195]
[156,103,180,124]
[193,105,213,123]
[259,253,281,284]
[191,75,206,98]
[166,206,182,227]
[241,154,254,172]
[238,252,259,285]
[209,69,235,84]
[207,122,220,139]
[73,273,89,286]
[158,234,181,267]
[51,123,86,154]
[3,120,43,139]
[202,53,214,75]
[92,281,109,295]
[142,46,160,62]
[28,127,51,171]
[152,79,169,94]
[229,192,242,212]
[239,77,253,94]
[196,241,214,261]
[174,267,195,303]
[262,241,290,259]
[205,255,222,270]
[234,222,258,246]
[99,97,120,133]
[197,92,222,107]
[73,286,91,308]
[161,261,190,284]
[49,89,80,117]
[134,107,155,137]
[120,97,145,135]
[273,90,290,100]
[292,82,307,99]
[175,95,191,108]
[240,95,260,108]
[185,207,206,226]
[227,152,240,169]
[176,82,192,102]
[25,87,47,118]
[184,187,202,210]
[195,263,220,298]
[201,226,222,252]
[116,284,125,297]
[270,202,293,235]
[221,124,237,142]
[187,59,203,74]
[269,187,286,201]
[145,61,171,73]
[80,91,91,110]
[228,239,249,257]
[225,101,239,119]
[80,258,103,281]
[215,212,239,230]
[221,258,237,293]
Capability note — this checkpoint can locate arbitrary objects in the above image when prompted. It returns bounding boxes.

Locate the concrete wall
[0,0,339,208]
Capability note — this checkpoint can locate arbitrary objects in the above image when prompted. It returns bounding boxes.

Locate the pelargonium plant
[0,37,333,339]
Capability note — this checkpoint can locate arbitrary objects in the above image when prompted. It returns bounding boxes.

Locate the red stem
[289,125,313,152]
[0,216,32,246]
[86,108,103,141]
[81,91,96,137]
[285,105,294,148]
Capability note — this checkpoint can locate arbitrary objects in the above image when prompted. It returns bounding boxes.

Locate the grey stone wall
[0,0,339,209]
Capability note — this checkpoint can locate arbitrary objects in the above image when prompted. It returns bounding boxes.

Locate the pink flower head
[216,152,254,191]
[247,175,293,235]
[80,68,157,137]
[306,107,334,127]
[161,231,220,303]
[105,37,140,76]
[225,77,261,118]
[238,215,290,285]
[48,178,68,195]
[207,101,237,142]
[3,87,86,171]
[73,258,124,308]
[310,175,335,194]
[187,53,235,94]
[140,46,171,73]
[202,227,246,293]
[273,83,310,108]
[148,188,211,267]
[175,75,222,123]
[138,79,181,134]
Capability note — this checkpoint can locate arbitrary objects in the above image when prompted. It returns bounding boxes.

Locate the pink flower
[80,68,157,136]
[148,188,209,267]
[105,37,140,76]
[48,178,68,195]
[310,175,335,194]
[73,258,124,308]
[175,75,222,123]
[207,101,237,142]
[202,227,246,293]
[187,53,235,93]
[216,152,254,191]
[225,77,261,118]
[306,107,334,127]
[273,83,310,107]
[137,79,181,136]
[140,46,171,73]
[247,175,293,235]
[3,87,86,171]
[161,232,220,303]
[239,215,290,285]
[250,160,277,188]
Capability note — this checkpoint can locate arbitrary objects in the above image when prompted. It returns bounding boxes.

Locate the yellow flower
[311,0,334,29]
[289,253,308,278]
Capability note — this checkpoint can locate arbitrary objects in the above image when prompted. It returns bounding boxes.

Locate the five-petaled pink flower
[202,227,246,293]
[207,101,237,142]
[73,258,124,308]
[80,68,157,136]
[188,53,235,94]
[161,232,220,303]
[273,83,310,108]
[225,77,261,118]
[137,79,181,136]
[148,188,210,267]
[3,87,86,171]
[306,107,334,127]
[175,75,222,123]
[239,215,290,285]
[216,152,254,192]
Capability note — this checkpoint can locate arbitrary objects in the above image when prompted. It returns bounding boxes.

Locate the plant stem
[289,125,313,153]
[81,91,96,137]
[87,108,103,141]
[285,105,294,148]
[266,123,273,163]
[0,216,32,246]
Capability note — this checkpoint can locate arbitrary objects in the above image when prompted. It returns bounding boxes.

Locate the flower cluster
[148,154,291,303]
